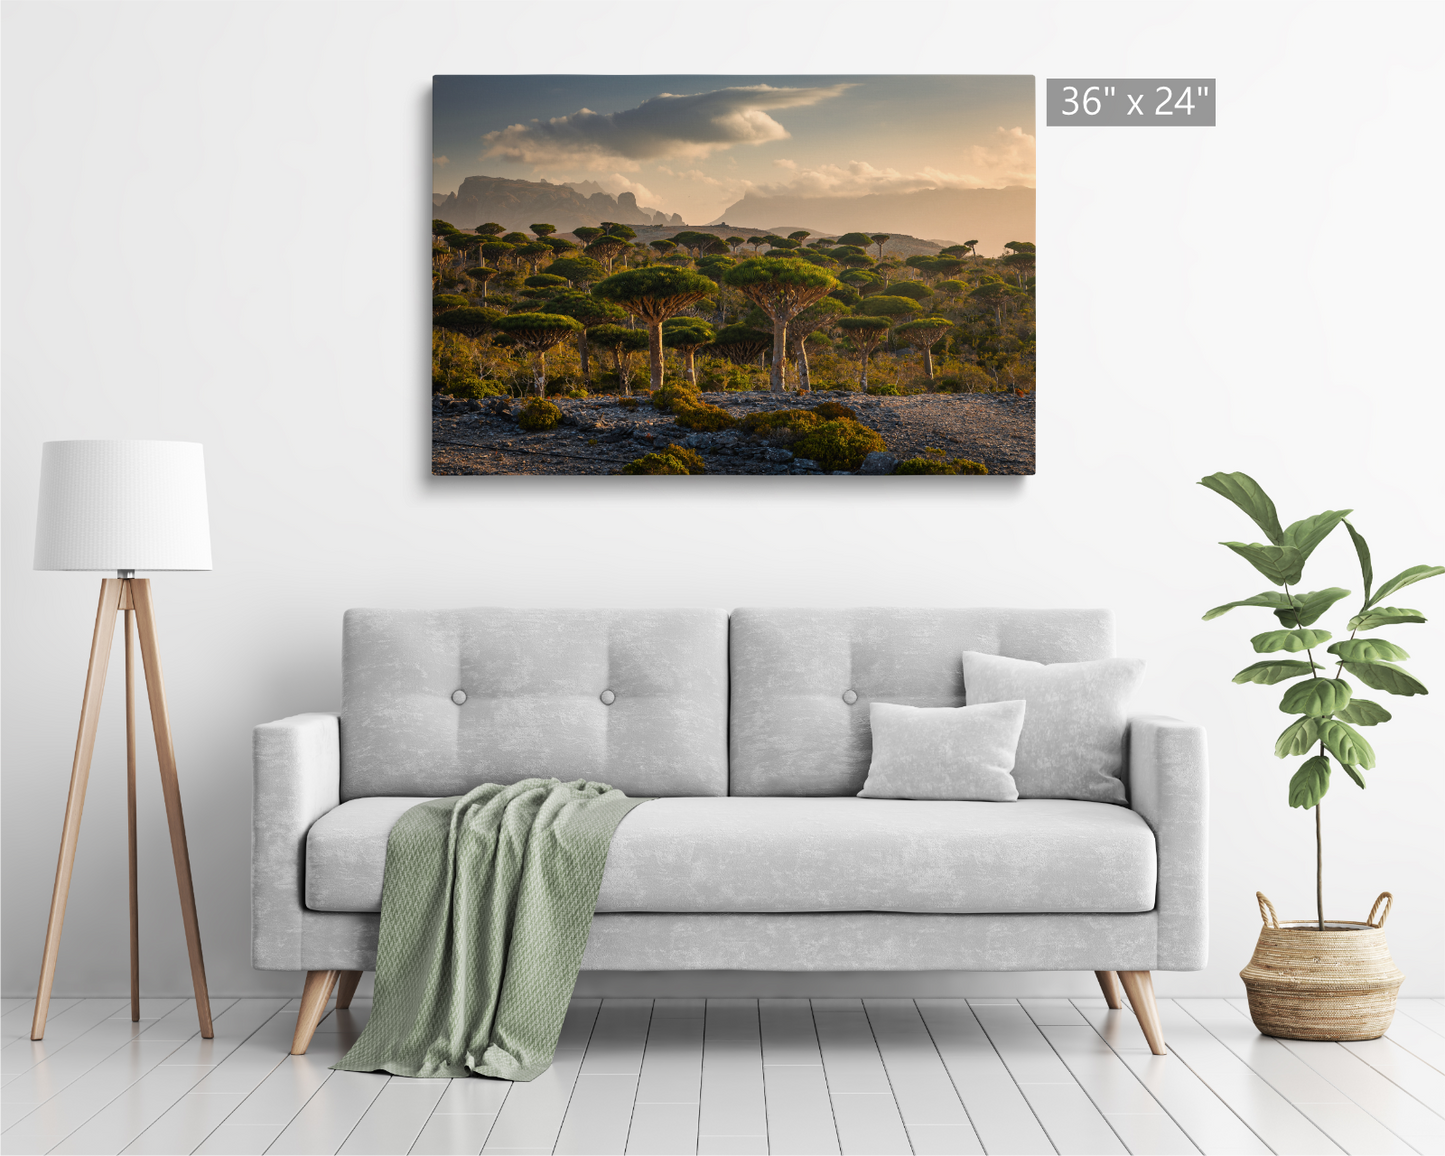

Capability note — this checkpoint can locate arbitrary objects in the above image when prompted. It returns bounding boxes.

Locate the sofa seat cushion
[306,796,1156,915]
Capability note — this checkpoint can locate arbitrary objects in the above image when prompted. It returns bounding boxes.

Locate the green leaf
[1327,638,1411,662]
[1233,659,1325,685]
[1342,765,1367,789]
[1200,472,1284,545]
[1222,542,1306,586]
[1251,629,1331,653]
[1276,588,1351,628]
[1343,520,1373,606]
[1335,698,1392,726]
[1282,509,1352,570]
[1203,591,1295,621]
[1274,716,1320,757]
[1318,719,1376,768]
[1367,564,1445,610]
[1289,755,1331,808]
[1342,661,1428,697]
[1348,607,1427,630]
[1280,678,1352,716]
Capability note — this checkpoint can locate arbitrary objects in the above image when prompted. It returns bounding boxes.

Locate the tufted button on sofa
[254,608,1207,1056]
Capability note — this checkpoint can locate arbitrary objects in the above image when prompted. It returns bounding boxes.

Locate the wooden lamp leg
[335,971,363,1010]
[124,600,141,1023]
[33,579,125,1041]
[1095,970,1124,1010]
[130,579,213,1039]
[1119,970,1167,1055]
[292,970,341,1054]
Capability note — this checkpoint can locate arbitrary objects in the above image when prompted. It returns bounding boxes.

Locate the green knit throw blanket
[334,778,648,1080]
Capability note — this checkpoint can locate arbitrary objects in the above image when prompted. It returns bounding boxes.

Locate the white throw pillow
[961,651,1144,803]
[857,699,1026,801]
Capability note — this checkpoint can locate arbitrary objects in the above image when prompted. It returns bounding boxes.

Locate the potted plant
[1200,471,1441,1040]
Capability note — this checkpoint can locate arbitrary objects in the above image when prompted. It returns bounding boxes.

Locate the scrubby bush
[866,384,901,396]
[650,382,700,411]
[792,419,888,471]
[811,401,857,422]
[620,451,689,475]
[738,408,819,435]
[516,397,562,431]
[433,293,470,313]
[673,400,735,431]
[656,444,706,473]
[565,389,588,399]
[934,365,1000,393]
[895,456,989,475]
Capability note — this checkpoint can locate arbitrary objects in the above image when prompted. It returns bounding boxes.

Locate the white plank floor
[1,997,1441,1155]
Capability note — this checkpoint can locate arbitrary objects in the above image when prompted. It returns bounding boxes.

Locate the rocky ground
[432,388,1035,476]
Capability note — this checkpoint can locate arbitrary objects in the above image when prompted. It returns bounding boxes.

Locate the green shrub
[617,397,639,411]
[811,401,857,422]
[516,398,562,431]
[433,293,470,313]
[565,389,588,399]
[934,365,1000,393]
[651,382,701,411]
[792,419,888,471]
[620,452,689,475]
[866,384,901,396]
[738,408,819,435]
[673,400,735,431]
[658,444,707,473]
[895,456,989,475]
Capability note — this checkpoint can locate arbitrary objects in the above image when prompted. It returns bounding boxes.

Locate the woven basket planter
[1241,891,1404,1041]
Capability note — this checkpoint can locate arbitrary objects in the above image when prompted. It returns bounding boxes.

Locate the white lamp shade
[34,441,212,571]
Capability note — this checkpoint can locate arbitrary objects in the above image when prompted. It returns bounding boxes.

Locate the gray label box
[1047,79,1215,126]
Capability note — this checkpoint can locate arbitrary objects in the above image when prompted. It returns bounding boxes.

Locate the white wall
[3,1,1441,1001]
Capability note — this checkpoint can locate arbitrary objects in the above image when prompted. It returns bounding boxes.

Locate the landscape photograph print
[432,75,1036,476]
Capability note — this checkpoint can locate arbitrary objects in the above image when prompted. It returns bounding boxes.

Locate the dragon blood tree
[661,319,716,388]
[492,313,582,397]
[722,258,839,393]
[592,267,717,392]
[836,316,892,390]
[895,317,955,382]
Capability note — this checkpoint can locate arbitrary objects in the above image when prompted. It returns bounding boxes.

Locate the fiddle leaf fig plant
[1201,471,1442,928]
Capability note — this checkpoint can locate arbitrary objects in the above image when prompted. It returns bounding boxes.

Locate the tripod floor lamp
[31,440,214,1040]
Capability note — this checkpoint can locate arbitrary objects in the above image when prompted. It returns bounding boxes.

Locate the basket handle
[1367,891,1393,928]
[1256,891,1280,929]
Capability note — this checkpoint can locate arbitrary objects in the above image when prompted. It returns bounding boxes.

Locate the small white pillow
[961,651,1144,803]
[857,700,1026,801]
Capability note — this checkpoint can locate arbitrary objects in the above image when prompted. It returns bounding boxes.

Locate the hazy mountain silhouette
[432,175,682,232]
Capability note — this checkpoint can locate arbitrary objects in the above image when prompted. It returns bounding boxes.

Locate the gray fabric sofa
[254,608,1207,1056]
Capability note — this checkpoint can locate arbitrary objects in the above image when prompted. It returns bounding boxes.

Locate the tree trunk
[479,280,487,299]
[769,314,787,392]
[534,351,546,396]
[859,350,870,390]
[923,344,935,380]
[683,349,697,387]
[577,331,590,387]
[793,342,811,391]
[615,350,631,396]
[648,322,664,392]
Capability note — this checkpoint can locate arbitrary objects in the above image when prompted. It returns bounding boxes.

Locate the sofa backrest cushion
[340,608,729,801]
[729,608,1116,796]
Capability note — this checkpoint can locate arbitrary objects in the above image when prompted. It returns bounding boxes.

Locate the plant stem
[1316,802,1324,930]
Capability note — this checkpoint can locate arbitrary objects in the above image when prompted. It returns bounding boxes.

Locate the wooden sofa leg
[1119,970,1167,1055]
[291,969,340,1055]
[335,970,362,1010]
[1095,970,1124,1010]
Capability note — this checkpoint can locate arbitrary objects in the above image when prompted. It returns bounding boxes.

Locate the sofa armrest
[252,712,340,969]
[1127,715,1209,970]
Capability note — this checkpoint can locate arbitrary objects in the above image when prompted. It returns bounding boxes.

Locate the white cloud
[482,84,852,171]
[750,127,1035,197]
[433,155,450,166]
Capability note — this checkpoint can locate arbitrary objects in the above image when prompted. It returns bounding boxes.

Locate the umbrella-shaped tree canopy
[708,324,772,367]
[889,281,934,302]
[546,291,627,386]
[856,295,923,319]
[545,256,606,287]
[722,257,838,392]
[837,315,892,389]
[786,296,850,392]
[895,316,955,380]
[589,324,651,394]
[493,312,584,396]
[662,318,716,387]
[434,306,503,338]
[593,267,717,391]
